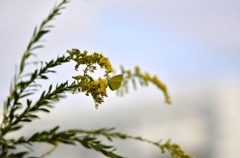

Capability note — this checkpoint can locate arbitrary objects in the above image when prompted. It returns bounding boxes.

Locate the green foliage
[118,65,171,104]
[0,0,194,158]
[20,0,69,75]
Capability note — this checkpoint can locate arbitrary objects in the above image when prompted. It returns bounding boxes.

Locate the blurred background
[0,0,240,157]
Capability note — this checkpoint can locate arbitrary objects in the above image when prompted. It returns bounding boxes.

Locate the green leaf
[108,74,123,91]
[31,45,44,50]
[21,118,32,122]
[9,125,22,132]
[40,75,48,79]
[38,108,50,113]
[20,92,34,98]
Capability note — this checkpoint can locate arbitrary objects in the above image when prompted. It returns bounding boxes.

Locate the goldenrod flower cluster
[67,49,113,108]
[67,49,113,74]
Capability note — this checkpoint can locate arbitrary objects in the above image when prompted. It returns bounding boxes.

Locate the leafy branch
[0,55,71,137]
[70,128,192,158]
[20,0,69,75]
[1,0,69,136]
[118,66,171,104]
[9,127,192,158]
[11,127,124,158]
[0,1,70,155]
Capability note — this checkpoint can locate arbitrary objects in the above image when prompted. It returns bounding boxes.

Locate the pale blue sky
[1,0,239,108]
[1,0,239,89]
[0,1,240,157]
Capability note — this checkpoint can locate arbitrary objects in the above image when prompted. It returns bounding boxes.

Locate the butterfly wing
[108,74,123,91]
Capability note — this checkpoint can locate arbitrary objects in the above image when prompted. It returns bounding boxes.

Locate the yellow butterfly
[108,74,123,91]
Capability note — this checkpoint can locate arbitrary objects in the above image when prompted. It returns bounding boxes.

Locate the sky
[0,0,240,157]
